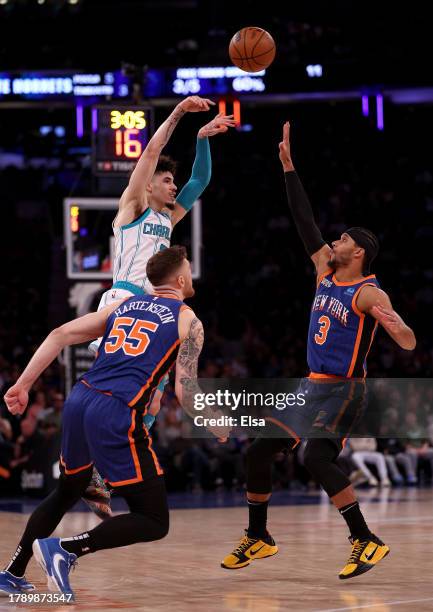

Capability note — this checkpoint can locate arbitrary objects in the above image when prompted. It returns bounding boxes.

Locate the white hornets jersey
[112,207,172,294]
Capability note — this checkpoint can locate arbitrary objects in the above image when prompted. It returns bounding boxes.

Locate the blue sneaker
[0,570,35,595]
[32,538,77,601]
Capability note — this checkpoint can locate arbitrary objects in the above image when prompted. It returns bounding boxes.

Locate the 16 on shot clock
[92,105,154,176]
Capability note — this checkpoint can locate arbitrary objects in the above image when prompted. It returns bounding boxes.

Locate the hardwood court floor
[0,487,432,612]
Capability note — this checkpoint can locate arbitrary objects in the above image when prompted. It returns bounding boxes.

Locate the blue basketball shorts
[60,382,164,487]
[267,377,366,443]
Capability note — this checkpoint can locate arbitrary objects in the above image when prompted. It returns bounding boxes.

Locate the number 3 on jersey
[105,317,159,356]
[314,315,330,345]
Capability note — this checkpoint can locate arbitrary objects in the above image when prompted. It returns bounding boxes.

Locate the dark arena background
[1,1,433,610]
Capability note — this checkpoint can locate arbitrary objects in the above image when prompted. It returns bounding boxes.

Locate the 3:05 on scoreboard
[91,106,154,177]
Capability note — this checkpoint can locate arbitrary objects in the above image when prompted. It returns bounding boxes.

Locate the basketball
[229,26,276,72]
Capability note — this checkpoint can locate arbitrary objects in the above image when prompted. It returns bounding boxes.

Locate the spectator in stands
[378,409,418,484]
[37,391,64,432]
[0,416,13,482]
[403,412,433,482]
[348,438,391,487]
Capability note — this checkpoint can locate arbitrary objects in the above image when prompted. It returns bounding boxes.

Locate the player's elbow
[402,335,416,351]
[50,325,74,348]
[397,327,416,351]
[145,141,164,158]
[201,170,212,188]
[50,326,68,345]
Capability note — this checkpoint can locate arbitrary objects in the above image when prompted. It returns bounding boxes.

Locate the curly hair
[154,155,177,176]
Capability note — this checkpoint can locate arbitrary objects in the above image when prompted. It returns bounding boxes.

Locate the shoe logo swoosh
[364,545,378,561]
[52,553,66,590]
[249,544,266,556]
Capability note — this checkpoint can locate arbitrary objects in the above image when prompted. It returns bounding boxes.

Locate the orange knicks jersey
[83,296,185,410]
[307,271,380,378]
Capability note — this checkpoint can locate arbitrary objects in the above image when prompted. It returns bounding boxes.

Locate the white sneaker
[368,477,379,486]
[381,478,392,487]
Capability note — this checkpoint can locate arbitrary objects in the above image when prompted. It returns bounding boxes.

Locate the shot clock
[91,105,154,177]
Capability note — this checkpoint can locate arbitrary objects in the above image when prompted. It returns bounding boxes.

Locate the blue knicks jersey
[83,296,184,410]
[307,271,380,377]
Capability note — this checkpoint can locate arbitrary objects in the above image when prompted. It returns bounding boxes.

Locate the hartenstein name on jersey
[312,294,350,326]
[142,222,171,240]
[115,300,176,324]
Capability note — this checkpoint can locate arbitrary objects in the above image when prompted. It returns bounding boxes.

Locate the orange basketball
[229,27,276,72]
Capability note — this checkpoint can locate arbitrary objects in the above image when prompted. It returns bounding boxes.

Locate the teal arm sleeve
[143,413,156,430]
[176,136,211,211]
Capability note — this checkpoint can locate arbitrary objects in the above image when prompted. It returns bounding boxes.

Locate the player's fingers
[203,98,215,106]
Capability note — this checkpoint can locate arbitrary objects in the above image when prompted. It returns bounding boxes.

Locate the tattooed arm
[175,310,230,440]
[115,96,215,228]
[175,312,205,419]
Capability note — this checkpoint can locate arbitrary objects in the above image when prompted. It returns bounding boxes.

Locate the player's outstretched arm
[175,309,229,440]
[279,121,332,275]
[116,96,215,227]
[3,301,123,415]
[356,286,416,350]
[171,113,237,226]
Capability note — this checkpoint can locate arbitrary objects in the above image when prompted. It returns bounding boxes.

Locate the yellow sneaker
[339,535,390,579]
[221,531,278,570]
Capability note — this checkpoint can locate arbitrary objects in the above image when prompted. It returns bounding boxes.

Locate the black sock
[339,502,372,541]
[4,469,92,577]
[247,499,269,539]
[61,533,92,558]
[5,545,25,578]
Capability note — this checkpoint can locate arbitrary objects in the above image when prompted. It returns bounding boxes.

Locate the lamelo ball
[229,26,276,72]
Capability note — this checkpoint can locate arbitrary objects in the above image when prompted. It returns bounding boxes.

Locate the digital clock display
[92,105,154,177]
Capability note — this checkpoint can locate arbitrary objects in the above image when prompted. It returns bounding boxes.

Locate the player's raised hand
[198,113,237,138]
[278,121,294,171]
[178,96,215,113]
[4,385,29,416]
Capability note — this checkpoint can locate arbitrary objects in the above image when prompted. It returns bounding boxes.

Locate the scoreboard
[91,105,154,177]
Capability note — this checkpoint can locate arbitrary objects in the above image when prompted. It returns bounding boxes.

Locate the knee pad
[303,439,339,472]
[246,437,286,494]
[303,439,349,497]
